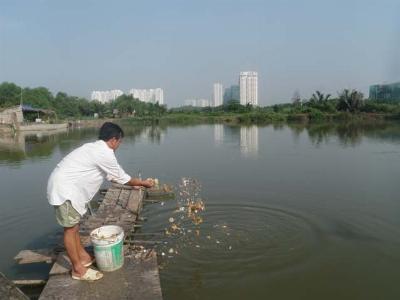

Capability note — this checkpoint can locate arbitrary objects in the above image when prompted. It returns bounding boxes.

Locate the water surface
[1,122,400,299]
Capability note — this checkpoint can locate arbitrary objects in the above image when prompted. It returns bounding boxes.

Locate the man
[47,122,153,281]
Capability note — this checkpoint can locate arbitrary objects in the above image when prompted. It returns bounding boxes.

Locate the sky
[1,0,400,107]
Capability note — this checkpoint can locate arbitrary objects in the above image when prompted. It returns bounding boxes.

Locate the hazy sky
[1,0,399,106]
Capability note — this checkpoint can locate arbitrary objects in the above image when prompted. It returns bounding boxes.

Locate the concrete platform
[39,252,162,300]
[38,186,163,300]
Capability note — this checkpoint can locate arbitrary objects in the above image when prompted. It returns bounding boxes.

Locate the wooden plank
[80,218,104,234]
[102,188,121,206]
[14,249,57,264]
[146,184,175,199]
[13,280,46,286]
[146,191,175,199]
[96,205,115,216]
[40,252,162,300]
[0,272,29,300]
[119,212,137,224]
[127,189,143,214]
[111,182,134,190]
[103,188,120,201]
[118,189,131,208]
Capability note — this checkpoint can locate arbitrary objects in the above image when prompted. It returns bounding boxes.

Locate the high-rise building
[91,90,124,103]
[231,85,240,102]
[223,85,240,104]
[369,82,400,100]
[184,99,197,106]
[239,71,258,106]
[128,88,164,104]
[198,99,210,107]
[183,99,210,107]
[213,83,223,107]
[154,88,164,104]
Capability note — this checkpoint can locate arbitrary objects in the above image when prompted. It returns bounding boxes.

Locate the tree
[224,100,245,112]
[310,90,331,105]
[23,87,53,108]
[54,92,80,117]
[337,89,364,113]
[292,90,301,106]
[0,82,21,107]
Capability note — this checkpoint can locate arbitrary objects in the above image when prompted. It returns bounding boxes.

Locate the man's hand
[142,178,155,188]
[127,177,155,188]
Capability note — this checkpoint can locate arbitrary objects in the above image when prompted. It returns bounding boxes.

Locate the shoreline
[116,112,400,126]
[1,113,399,136]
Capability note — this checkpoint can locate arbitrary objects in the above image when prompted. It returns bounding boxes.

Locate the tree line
[172,89,400,120]
[0,82,166,119]
[1,82,399,122]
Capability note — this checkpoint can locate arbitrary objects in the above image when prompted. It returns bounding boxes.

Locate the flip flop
[83,258,95,267]
[71,268,103,281]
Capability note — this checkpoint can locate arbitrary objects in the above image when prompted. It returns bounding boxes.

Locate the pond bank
[114,112,400,127]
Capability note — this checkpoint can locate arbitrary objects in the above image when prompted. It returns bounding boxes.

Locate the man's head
[99,122,124,150]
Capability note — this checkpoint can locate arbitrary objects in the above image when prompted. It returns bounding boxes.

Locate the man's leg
[74,226,93,265]
[56,200,102,280]
[64,225,87,277]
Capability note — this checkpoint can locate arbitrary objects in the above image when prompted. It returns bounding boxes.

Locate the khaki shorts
[54,200,81,228]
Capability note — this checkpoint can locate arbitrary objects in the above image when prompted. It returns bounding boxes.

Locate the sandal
[71,268,103,281]
[83,258,95,267]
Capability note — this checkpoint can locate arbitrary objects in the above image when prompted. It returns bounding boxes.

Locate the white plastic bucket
[90,225,124,272]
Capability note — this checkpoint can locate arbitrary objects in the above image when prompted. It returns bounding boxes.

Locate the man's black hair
[98,122,124,141]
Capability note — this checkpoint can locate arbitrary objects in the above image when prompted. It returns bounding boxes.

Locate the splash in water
[160,177,205,257]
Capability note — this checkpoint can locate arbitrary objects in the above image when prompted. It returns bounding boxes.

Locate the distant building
[91,90,124,103]
[239,71,258,106]
[0,105,56,126]
[369,82,400,100]
[0,106,23,124]
[184,99,197,107]
[198,99,210,107]
[184,99,210,107]
[213,83,223,107]
[231,85,240,102]
[223,85,240,104]
[128,88,164,105]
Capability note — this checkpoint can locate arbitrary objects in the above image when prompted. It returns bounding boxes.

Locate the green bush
[308,109,325,121]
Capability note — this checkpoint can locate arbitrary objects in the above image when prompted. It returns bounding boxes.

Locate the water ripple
[143,202,324,285]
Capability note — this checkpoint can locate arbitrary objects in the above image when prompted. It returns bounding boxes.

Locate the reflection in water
[213,124,259,157]
[142,126,166,144]
[214,124,224,145]
[215,121,400,156]
[0,134,26,152]
[2,122,400,165]
[240,126,259,157]
[0,128,69,165]
[0,125,170,164]
[287,121,400,147]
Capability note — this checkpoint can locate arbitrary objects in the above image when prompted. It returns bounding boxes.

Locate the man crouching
[47,122,154,281]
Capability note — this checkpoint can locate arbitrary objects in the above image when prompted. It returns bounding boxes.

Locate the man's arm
[96,149,154,188]
[126,177,154,188]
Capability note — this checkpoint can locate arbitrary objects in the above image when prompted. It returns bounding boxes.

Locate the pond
[1,121,400,300]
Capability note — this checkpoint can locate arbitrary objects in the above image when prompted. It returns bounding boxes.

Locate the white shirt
[47,140,131,215]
